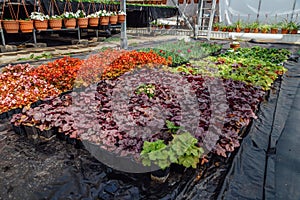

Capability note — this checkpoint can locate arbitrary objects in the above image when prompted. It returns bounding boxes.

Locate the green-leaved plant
[141,132,204,169]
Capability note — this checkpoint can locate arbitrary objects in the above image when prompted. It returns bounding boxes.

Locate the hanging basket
[162,0,167,4]
[118,15,126,23]
[34,20,48,31]
[194,0,199,3]
[100,16,109,26]
[64,18,76,29]
[19,20,34,33]
[186,0,192,4]
[3,20,19,33]
[88,17,99,27]
[77,17,88,28]
[109,15,118,25]
[178,0,184,4]
[49,19,62,30]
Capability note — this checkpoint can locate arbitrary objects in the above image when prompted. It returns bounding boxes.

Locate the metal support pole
[77,28,81,41]
[207,0,217,40]
[33,29,37,46]
[291,0,297,21]
[120,0,128,49]
[256,0,262,22]
[0,29,5,46]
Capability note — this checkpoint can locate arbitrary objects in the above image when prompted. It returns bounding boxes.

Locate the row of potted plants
[0,10,126,33]
[213,20,299,34]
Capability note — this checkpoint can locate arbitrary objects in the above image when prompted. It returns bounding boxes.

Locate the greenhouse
[0,0,299,199]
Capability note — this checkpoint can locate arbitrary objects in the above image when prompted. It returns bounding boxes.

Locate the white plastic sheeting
[219,0,300,24]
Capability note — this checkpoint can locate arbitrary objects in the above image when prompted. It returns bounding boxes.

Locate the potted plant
[109,11,118,25]
[244,23,251,33]
[19,18,34,33]
[234,19,243,32]
[164,22,171,29]
[250,21,259,33]
[30,12,49,31]
[62,11,77,29]
[99,10,110,26]
[76,10,88,28]
[270,23,279,34]
[118,10,126,23]
[2,18,19,33]
[212,22,221,31]
[220,24,227,32]
[288,21,299,34]
[49,15,62,30]
[229,41,240,50]
[87,12,99,27]
[259,24,270,33]
[280,20,289,34]
[227,25,235,32]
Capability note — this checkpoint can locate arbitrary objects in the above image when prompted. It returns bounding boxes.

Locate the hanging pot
[77,17,88,28]
[186,0,192,4]
[49,19,62,30]
[64,18,76,29]
[19,20,34,33]
[118,14,126,23]
[194,0,199,3]
[162,0,167,4]
[100,16,109,25]
[109,15,118,25]
[89,17,99,27]
[34,20,48,30]
[3,20,19,33]
[178,0,184,4]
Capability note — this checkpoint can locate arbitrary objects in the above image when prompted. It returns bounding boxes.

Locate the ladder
[195,0,217,40]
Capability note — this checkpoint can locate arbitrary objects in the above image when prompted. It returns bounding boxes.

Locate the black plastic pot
[150,167,170,183]
[12,125,26,136]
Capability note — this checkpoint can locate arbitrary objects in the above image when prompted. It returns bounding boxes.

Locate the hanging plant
[76,10,88,28]
[117,10,126,23]
[30,12,49,31]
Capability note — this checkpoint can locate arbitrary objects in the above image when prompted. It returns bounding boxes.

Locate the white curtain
[219,0,300,24]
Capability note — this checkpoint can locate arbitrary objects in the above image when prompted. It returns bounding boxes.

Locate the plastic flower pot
[19,20,34,33]
[49,19,62,30]
[151,167,170,183]
[100,16,109,25]
[77,17,88,28]
[230,42,240,50]
[290,29,298,34]
[34,20,48,31]
[244,28,250,33]
[3,20,19,33]
[270,28,278,34]
[213,27,219,31]
[109,15,118,25]
[165,24,171,29]
[281,28,289,34]
[252,28,259,33]
[12,125,26,136]
[88,17,99,27]
[64,18,76,29]
[117,14,126,23]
